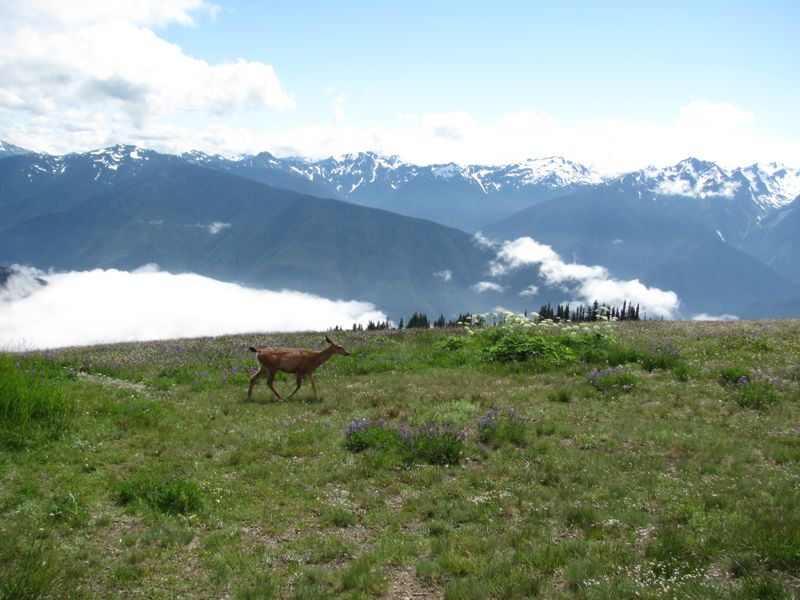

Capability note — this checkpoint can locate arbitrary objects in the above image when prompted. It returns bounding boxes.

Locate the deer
[247,335,350,401]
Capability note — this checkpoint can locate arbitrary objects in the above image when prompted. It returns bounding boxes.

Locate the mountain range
[1,141,798,319]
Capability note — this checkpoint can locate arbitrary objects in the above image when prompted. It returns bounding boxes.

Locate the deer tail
[248,345,259,353]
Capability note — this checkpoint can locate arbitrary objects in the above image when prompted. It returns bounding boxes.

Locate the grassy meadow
[1,318,799,598]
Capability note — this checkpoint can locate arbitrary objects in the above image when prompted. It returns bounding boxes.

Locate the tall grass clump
[732,380,782,411]
[400,423,465,465]
[0,353,73,448]
[0,536,65,600]
[117,469,204,515]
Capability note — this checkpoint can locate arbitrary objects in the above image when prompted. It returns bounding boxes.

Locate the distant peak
[0,140,33,157]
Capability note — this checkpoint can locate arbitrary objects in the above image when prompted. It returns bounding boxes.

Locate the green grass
[1,319,799,597]
[0,353,74,448]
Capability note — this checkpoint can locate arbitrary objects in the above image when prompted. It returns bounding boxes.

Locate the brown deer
[247,335,350,401]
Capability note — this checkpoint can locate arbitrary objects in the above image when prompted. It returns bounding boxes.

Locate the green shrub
[436,335,468,352]
[481,330,576,365]
[118,469,204,514]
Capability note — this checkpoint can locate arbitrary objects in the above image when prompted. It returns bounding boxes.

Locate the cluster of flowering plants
[343,418,395,452]
[641,342,682,372]
[476,406,527,447]
[719,366,752,387]
[399,423,465,465]
[718,367,783,410]
[343,418,465,466]
[586,367,641,394]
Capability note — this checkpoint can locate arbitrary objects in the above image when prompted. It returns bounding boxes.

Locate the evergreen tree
[539,302,554,320]
[406,312,430,329]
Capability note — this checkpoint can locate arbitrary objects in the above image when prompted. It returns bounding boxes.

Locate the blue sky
[1,0,797,172]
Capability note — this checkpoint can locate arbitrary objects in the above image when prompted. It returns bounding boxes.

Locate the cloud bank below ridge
[0,266,385,350]
[486,236,681,318]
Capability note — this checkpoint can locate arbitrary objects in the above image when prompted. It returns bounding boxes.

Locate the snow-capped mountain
[278,152,604,199]
[618,157,800,211]
[737,162,800,210]
[0,143,183,229]
[182,149,606,230]
[0,140,31,158]
[5,141,798,223]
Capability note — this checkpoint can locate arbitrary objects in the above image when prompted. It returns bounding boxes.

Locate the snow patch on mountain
[738,163,800,209]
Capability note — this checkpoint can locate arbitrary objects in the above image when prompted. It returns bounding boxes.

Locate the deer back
[257,347,322,374]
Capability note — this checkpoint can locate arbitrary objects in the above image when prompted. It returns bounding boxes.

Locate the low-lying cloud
[0,266,386,350]
[472,281,504,293]
[488,236,681,318]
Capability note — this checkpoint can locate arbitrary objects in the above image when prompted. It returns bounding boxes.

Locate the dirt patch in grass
[384,565,441,599]
[77,371,157,396]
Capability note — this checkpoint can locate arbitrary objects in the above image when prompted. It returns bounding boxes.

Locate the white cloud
[492,237,559,276]
[677,100,754,129]
[207,222,231,235]
[518,285,538,297]
[433,270,452,282]
[472,232,497,250]
[655,178,741,199]
[244,101,796,175]
[0,266,385,350]
[491,236,680,318]
[0,0,293,151]
[0,4,795,173]
[420,111,475,143]
[472,281,504,293]
[691,313,739,321]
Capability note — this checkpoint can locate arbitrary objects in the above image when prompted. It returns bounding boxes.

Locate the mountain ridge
[2,140,799,317]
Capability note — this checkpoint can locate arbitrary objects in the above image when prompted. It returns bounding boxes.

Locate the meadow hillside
[1,319,799,598]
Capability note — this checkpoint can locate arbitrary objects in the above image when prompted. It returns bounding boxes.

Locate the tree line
[333,301,643,332]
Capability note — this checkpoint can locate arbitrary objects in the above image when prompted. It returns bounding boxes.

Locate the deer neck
[312,345,336,368]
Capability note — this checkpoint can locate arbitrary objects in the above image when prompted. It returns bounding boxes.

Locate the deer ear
[325,335,333,344]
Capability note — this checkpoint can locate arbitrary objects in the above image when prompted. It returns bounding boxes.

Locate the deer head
[325,335,350,356]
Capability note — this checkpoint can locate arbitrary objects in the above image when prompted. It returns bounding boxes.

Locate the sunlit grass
[0,320,798,597]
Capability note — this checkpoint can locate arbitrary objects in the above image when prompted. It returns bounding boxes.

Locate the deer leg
[266,371,284,401]
[288,373,303,398]
[307,373,318,397]
[248,367,265,400]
